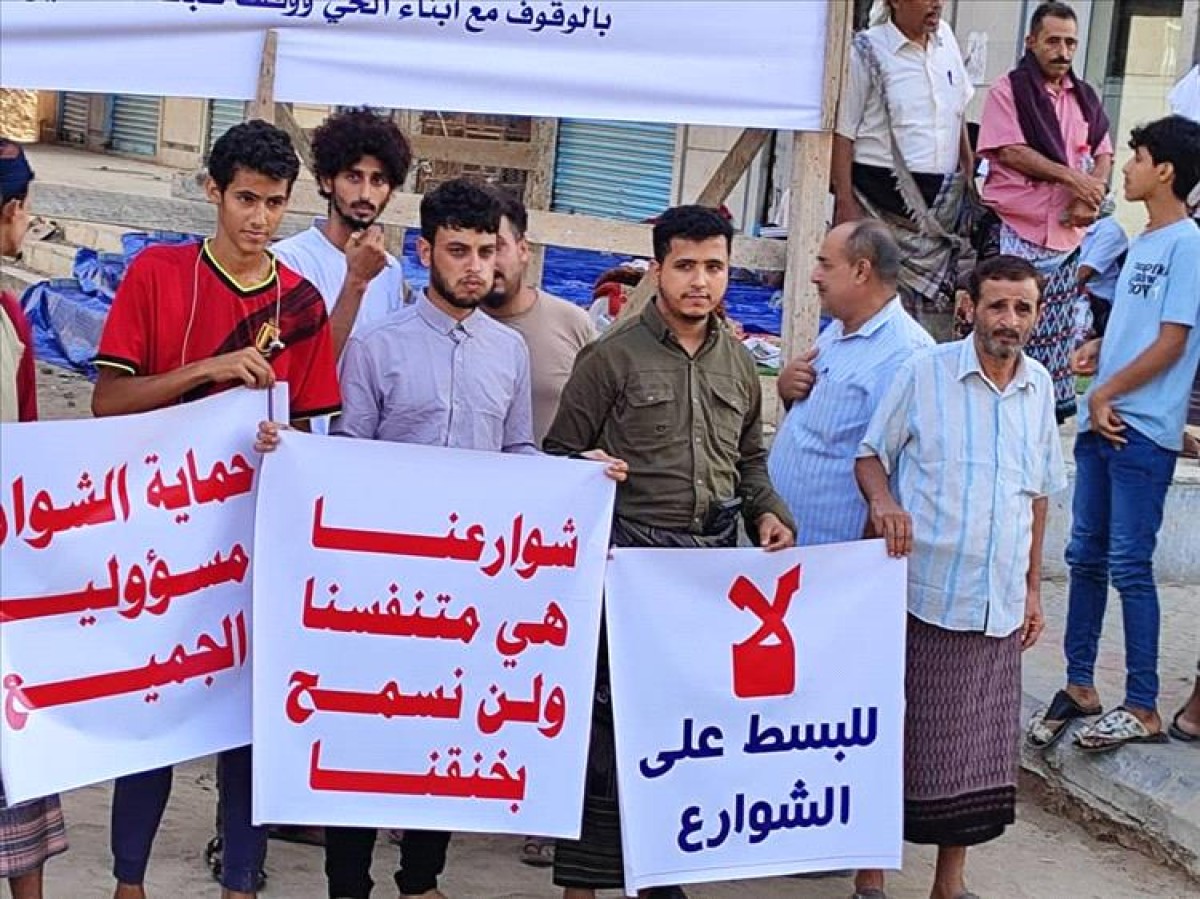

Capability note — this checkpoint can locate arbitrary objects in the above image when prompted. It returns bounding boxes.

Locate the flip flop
[519,835,555,868]
[1074,707,1169,753]
[1026,689,1102,749]
[1168,709,1200,743]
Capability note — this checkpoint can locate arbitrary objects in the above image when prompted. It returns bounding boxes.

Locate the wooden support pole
[274,102,314,172]
[249,30,278,123]
[620,127,774,319]
[523,117,558,289]
[778,0,851,418]
[695,128,772,207]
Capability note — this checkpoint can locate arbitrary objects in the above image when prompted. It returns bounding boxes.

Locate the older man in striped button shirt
[768,219,933,547]
[854,254,1067,899]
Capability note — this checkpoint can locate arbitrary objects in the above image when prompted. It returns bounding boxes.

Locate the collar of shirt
[955,337,1037,395]
[880,18,945,55]
[1045,74,1078,98]
[417,289,477,338]
[639,298,720,353]
[829,296,902,342]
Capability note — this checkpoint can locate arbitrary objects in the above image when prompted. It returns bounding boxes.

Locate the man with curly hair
[273,106,413,361]
[93,119,340,899]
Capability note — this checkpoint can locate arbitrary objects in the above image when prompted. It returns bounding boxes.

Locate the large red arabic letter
[728,564,801,699]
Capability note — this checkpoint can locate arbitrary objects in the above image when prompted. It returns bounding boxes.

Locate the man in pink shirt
[978,1,1113,421]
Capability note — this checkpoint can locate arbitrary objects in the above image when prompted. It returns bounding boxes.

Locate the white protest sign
[1,1,827,130]
[252,432,613,835]
[605,542,906,893]
[0,387,277,804]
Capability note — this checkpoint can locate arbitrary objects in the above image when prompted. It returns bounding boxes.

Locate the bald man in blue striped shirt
[768,220,933,546]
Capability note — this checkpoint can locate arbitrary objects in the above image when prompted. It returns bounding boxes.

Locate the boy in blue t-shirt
[1027,115,1200,754]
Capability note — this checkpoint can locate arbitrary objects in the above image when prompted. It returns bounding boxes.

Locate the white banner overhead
[604,542,907,893]
[0,1,828,130]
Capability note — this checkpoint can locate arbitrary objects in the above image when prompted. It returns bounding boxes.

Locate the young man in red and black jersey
[92,119,340,899]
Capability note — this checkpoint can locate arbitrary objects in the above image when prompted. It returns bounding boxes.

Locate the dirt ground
[37,761,1197,899]
[33,364,94,421]
[0,90,39,143]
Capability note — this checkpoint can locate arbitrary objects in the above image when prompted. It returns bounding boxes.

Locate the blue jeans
[111,747,266,892]
[1064,429,1176,711]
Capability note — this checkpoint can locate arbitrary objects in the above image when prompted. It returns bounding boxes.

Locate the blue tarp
[22,231,199,378]
[398,233,783,334]
[23,228,782,379]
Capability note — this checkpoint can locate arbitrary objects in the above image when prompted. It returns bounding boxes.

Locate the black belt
[852,163,948,219]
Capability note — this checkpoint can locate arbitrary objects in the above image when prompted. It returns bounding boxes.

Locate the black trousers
[324,827,449,898]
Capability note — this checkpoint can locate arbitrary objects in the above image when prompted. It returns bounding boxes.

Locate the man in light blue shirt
[1033,115,1200,755]
[331,177,527,899]
[855,255,1066,899]
[257,178,625,899]
[769,220,932,546]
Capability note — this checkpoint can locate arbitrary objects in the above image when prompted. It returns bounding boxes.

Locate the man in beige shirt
[482,188,596,448]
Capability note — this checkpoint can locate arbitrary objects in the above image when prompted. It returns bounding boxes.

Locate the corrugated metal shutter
[58,93,90,145]
[110,94,161,157]
[207,99,246,153]
[552,119,675,222]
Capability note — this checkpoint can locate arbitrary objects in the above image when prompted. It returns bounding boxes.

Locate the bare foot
[1126,705,1162,733]
[1065,683,1101,710]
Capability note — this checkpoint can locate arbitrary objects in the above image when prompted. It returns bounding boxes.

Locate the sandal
[1026,689,1101,749]
[203,835,268,891]
[1074,707,1169,753]
[519,835,555,868]
[1168,709,1200,743]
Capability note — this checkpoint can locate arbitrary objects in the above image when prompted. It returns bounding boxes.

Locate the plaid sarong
[857,173,968,339]
[0,776,68,878]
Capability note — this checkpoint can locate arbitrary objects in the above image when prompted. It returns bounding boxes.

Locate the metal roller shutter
[110,94,161,157]
[207,99,246,153]
[551,119,675,222]
[58,92,90,145]
[552,118,676,222]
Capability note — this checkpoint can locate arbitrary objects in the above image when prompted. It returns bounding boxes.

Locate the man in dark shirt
[543,204,794,899]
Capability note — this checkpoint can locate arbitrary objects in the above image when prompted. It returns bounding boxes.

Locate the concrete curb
[1018,690,1200,882]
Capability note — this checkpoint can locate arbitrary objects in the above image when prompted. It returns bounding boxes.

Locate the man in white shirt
[273,107,413,361]
[834,0,974,338]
